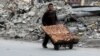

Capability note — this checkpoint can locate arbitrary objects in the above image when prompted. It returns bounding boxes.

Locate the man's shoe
[43,45,47,48]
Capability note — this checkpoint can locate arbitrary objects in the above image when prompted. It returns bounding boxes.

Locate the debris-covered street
[1,0,100,47]
[0,0,100,55]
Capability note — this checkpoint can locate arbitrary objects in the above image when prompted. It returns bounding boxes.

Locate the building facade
[66,0,84,6]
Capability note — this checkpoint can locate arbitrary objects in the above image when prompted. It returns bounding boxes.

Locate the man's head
[48,3,54,11]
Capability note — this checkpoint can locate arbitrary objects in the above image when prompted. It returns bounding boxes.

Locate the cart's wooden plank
[42,24,70,34]
[42,24,79,43]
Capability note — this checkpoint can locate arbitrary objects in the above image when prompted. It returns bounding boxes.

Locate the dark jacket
[42,10,58,26]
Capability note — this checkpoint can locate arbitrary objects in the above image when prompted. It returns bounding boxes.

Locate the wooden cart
[42,24,79,50]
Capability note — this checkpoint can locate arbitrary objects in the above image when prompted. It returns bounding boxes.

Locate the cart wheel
[54,44,59,50]
[68,44,73,49]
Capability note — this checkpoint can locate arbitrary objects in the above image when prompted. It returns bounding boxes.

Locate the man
[42,3,58,48]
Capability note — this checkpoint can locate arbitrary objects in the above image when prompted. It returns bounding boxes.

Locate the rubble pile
[68,16,100,47]
[0,1,44,40]
[0,0,73,41]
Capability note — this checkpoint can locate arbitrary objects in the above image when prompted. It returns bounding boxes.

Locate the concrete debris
[84,39,100,47]
[0,0,45,40]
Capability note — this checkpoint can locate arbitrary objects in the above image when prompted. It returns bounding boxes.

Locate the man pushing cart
[42,3,79,50]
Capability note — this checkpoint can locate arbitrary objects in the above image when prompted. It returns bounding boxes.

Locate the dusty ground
[0,38,100,56]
